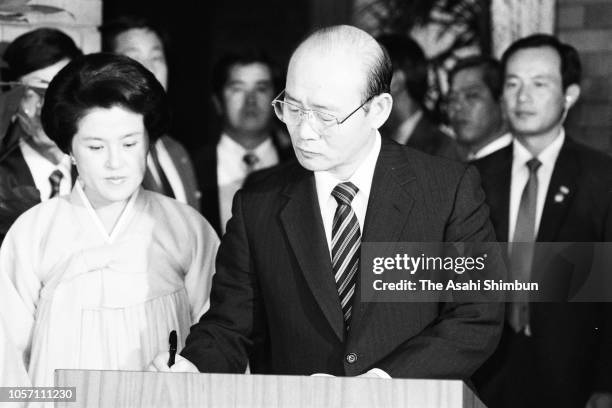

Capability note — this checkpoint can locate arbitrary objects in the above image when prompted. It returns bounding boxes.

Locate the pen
[168,330,177,368]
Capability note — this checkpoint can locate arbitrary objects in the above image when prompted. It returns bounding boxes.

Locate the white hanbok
[0,183,219,387]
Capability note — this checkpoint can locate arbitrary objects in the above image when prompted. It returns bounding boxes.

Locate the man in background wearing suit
[151,25,503,380]
[447,56,511,162]
[377,34,459,160]
[0,28,81,244]
[101,16,201,211]
[194,49,293,235]
[473,34,612,408]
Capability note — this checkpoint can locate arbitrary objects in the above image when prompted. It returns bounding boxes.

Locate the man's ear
[367,93,393,130]
[212,94,223,116]
[564,84,581,110]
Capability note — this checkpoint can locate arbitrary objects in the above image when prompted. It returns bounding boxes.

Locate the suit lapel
[478,145,512,242]
[537,139,578,242]
[349,140,416,336]
[279,168,345,341]
[196,144,222,235]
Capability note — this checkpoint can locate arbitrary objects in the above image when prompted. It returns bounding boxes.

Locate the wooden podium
[55,370,486,408]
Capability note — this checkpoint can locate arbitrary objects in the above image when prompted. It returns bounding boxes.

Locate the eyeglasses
[271,89,373,133]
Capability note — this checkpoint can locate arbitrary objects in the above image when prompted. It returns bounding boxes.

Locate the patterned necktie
[508,157,542,333]
[243,152,259,174]
[49,169,63,198]
[331,182,361,330]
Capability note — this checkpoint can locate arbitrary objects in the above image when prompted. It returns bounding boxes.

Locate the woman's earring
[70,155,76,165]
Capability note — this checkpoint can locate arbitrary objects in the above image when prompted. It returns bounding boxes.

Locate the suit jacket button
[345,353,357,364]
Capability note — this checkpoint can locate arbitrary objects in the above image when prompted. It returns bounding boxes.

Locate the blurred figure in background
[447,56,510,162]
[101,15,201,211]
[377,33,458,159]
[0,28,82,244]
[194,49,293,236]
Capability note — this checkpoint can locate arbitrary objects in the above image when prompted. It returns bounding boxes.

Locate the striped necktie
[49,169,63,198]
[331,182,361,330]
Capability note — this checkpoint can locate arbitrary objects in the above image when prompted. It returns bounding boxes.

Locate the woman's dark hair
[2,28,82,81]
[41,53,170,153]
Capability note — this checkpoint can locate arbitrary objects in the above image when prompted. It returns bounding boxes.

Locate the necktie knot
[49,169,63,198]
[331,182,359,206]
[526,158,541,174]
[243,152,259,169]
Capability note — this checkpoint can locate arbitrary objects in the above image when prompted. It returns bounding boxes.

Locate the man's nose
[517,84,530,103]
[295,112,319,140]
[245,90,258,106]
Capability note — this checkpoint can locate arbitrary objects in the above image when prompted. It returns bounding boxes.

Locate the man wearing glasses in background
[151,25,503,380]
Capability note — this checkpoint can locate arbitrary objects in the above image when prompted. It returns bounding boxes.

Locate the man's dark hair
[377,34,428,106]
[100,15,169,55]
[211,48,279,100]
[449,55,503,100]
[501,33,581,90]
[2,28,82,81]
[41,53,170,154]
[364,40,392,101]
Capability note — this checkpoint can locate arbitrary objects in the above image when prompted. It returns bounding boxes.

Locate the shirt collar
[19,138,71,176]
[314,131,381,202]
[394,109,423,145]
[469,132,513,161]
[512,128,565,169]
[218,132,275,158]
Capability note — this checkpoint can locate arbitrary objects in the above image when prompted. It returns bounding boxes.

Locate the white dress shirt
[19,139,72,201]
[313,132,390,379]
[146,138,188,204]
[467,132,513,161]
[217,133,279,234]
[508,129,565,242]
[315,132,381,255]
[393,110,423,145]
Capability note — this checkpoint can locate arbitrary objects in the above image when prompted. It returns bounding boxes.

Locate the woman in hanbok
[0,53,219,388]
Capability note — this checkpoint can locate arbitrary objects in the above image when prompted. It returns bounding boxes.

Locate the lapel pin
[554,185,570,203]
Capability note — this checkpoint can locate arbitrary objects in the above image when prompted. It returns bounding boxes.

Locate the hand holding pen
[147,330,200,373]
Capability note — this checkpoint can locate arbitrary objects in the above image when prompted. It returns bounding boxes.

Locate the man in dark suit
[472,34,612,408]
[0,28,82,244]
[101,16,201,211]
[151,25,503,380]
[194,49,293,235]
[377,34,459,160]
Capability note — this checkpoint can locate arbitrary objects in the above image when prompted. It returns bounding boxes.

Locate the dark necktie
[49,169,63,198]
[331,182,360,330]
[508,157,542,333]
[243,152,259,174]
